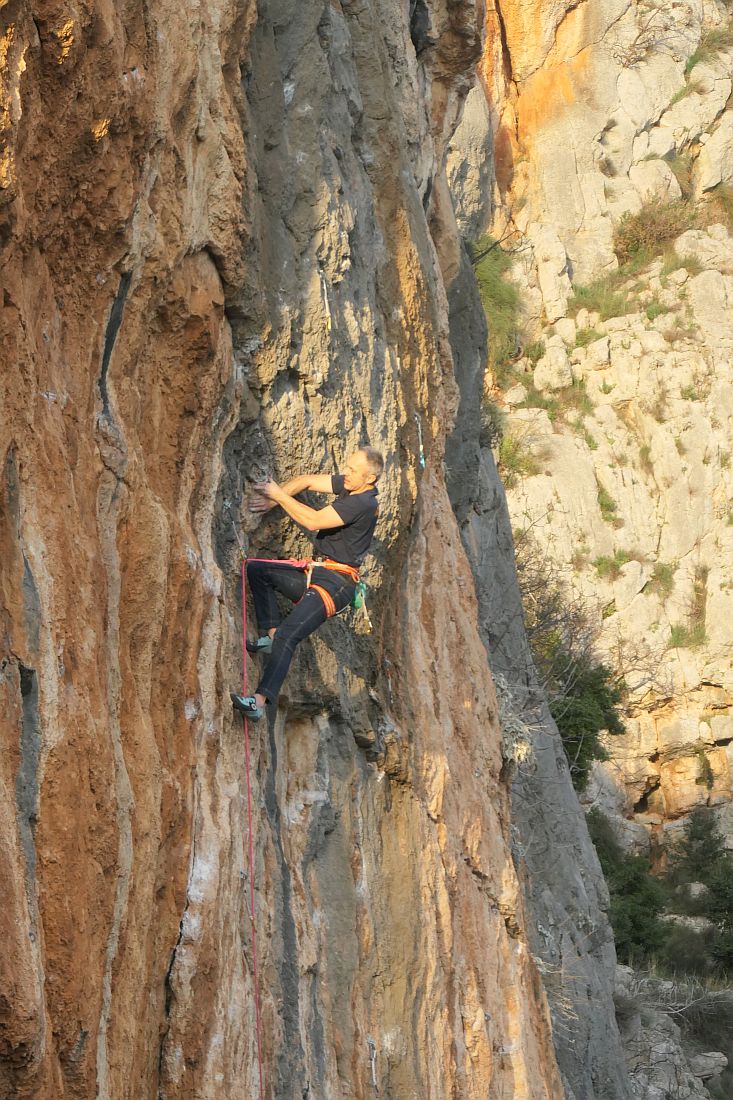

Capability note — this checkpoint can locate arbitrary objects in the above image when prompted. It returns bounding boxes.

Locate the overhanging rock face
[2,1,627,1097]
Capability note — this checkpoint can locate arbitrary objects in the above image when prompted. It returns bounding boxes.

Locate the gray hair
[360,446,385,481]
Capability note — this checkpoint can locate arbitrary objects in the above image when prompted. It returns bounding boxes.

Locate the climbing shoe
[230,693,265,720]
[246,635,273,655]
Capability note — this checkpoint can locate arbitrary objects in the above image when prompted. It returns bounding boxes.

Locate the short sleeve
[331,473,346,494]
[332,493,375,525]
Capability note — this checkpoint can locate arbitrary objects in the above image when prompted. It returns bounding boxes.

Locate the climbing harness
[244,555,371,627]
[240,560,266,1100]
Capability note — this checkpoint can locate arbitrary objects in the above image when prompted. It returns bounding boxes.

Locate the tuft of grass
[667,151,695,199]
[669,622,707,649]
[614,198,693,266]
[685,24,733,75]
[660,250,703,281]
[469,236,522,386]
[646,561,677,601]
[570,279,630,321]
[721,451,731,469]
[639,443,653,474]
[525,340,546,365]
[557,378,594,418]
[593,550,632,580]
[597,484,619,524]
[575,326,605,348]
[519,385,560,422]
[646,299,671,321]
[600,379,615,395]
[584,429,599,451]
[703,182,733,234]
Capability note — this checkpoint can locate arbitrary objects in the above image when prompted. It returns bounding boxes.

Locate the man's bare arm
[256,480,343,531]
[250,472,334,513]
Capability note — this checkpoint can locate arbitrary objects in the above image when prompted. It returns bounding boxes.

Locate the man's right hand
[249,489,276,513]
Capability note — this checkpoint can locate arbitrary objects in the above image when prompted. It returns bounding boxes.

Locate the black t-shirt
[313,474,378,567]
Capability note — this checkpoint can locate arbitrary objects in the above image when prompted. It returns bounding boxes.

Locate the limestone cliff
[450,0,733,849]
[446,1,733,1094]
[0,1,633,1098]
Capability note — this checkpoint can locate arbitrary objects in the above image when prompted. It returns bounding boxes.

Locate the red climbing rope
[240,559,265,1100]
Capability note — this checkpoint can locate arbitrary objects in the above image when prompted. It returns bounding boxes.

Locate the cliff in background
[449,0,733,855]
[447,2,733,1095]
[1,2,631,1098]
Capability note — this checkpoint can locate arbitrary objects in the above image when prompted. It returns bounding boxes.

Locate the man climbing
[230,447,383,720]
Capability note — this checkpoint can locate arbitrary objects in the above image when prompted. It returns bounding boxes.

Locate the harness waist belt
[314,558,360,583]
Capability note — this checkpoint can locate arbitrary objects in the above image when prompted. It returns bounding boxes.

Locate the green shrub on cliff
[549,654,625,789]
[587,809,667,963]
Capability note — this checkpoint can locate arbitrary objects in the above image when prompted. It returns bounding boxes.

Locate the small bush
[597,484,619,523]
[498,433,540,488]
[639,443,653,474]
[614,198,692,266]
[480,395,505,449]
[576,326,604,348]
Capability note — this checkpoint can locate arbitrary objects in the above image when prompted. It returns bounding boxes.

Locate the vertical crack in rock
[95,467,134,1100]
[15,662,41,911]
[98,272,132,419]
[494,1,515,86]
[156,776,201,1097]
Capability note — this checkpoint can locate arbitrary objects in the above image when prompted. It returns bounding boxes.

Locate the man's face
[343,451,372,492]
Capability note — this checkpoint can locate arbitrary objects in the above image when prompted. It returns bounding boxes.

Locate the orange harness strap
[319,558,360,582]
[309,583,337,617]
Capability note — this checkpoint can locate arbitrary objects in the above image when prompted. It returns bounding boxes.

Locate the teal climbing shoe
[230,693,265,720]
[246,635,273,655]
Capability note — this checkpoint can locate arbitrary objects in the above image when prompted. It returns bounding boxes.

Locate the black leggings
[246,560,355,704]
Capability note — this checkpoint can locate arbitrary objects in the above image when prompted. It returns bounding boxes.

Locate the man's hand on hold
[249,481,281,513]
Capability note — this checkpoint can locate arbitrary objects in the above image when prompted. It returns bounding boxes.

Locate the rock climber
[230,447,384,720]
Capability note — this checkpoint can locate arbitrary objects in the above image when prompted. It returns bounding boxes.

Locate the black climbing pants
[247,560,355,704]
